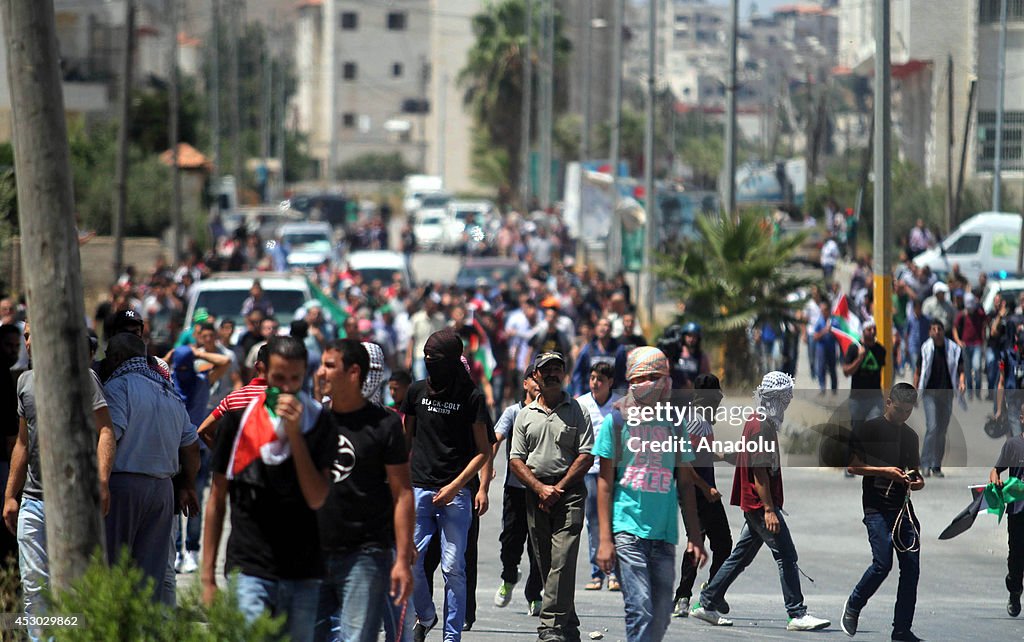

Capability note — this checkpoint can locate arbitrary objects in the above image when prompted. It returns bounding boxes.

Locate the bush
[42,552,282,642]
[336,152,414,182]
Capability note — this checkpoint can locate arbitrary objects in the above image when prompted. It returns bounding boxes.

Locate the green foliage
[655,211,814,386]
[130,77,206,155]
[337,152,414,181]
[460,0,572,203]
[679,132,723,190]
[45,552,282,642]
[469,129,512,200]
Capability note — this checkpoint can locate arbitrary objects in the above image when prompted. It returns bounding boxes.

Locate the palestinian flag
[469,317,496,380]
[830,294,862,355]
[227,392,282,479]
[939,478,1024,539]
[305,275,349,338]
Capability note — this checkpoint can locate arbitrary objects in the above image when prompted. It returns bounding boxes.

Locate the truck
[402,174,444,214]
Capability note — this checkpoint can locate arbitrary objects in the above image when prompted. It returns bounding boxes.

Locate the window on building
[342,113,356,128]
[387,11,407,30]
[977,111,1024,173]
[980,0,1024,24]
[392,62,404,78]
[342,62,357,80]
[340,11,358,30]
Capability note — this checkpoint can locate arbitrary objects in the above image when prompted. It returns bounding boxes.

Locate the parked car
[279,222,339,270]
[455,257,524,291]
[413,209,448,252]
[185,272,312,343]
[913,211,1021,282]
[347,250,414,287]
[982,278,1024,315]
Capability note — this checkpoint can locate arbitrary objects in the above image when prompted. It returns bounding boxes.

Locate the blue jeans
[412,487,472,642]
[921,391,953,470]
[17,496,47,641]
[700,509,807,618]
[987,347,1000,400]
[615,532,676,642]
[806,337,817,377]
[176,448,211,552]
[315,546,392,642]
[963,345,983,395]
[235,573,322,642]
[412,359,427,382]
[848,511,920,633]
[584,473,604,581]
[816,343,837,391]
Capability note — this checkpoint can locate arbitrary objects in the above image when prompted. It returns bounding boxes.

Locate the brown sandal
[585,578,603,590]
[608,576,621,591]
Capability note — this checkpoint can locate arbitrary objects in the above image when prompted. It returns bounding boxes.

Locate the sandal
[585,577,603,590]
[607,576,621,592]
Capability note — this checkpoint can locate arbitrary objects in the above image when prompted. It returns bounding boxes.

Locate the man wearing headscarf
[692,371,831,632]
[592,347,707,642]
[400,329,492,641]
[361,342,387,406]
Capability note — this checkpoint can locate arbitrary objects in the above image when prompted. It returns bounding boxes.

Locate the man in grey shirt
[102,333,200,604]
[511,352,594,642]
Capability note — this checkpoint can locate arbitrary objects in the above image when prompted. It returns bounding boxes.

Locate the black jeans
[1008,510,1024,595]
[498,486,544,601]
[425,504,480,624]
[675,491,733,601]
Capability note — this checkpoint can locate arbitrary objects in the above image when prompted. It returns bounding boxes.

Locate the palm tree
[458,0,571,204]
[655,210,815,386]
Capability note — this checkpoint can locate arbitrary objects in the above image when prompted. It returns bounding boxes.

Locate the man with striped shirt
[197,345,268,448]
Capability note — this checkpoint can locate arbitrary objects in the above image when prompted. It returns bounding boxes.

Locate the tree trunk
[721,327,755,388]
[1,0,104,590]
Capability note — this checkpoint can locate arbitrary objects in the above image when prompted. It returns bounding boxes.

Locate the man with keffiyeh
[592,346,707,642]
[691,371,831,632]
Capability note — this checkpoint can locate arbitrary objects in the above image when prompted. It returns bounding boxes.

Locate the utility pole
[872,0,894,392]
[538,0,554,209]
[261,42,271,163]
[1,0,104,590]
[229,0,242,184]
[324,0,337,180]
[607,0,624,274]
[993,0,1008,212]
[170,0,182,261]
[945,54,954,230]
[436,72,448,183]
[723,0,738,219]
[210,0,220,179]
[419,55,428,172]
[954,79,976,226]
[113,0,135,277]
[519,0,533,210]
[579,0,593,163]
[641,0,657,330]
[277,51,287,199]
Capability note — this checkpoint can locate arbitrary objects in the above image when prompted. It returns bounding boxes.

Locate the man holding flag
[843,318,887,432]
[989,408,1024,617]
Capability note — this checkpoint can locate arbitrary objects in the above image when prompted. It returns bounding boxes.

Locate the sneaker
[494,581,514,607]
[1009,591,1022,617]
[173,552,184,574]
[690,602,733,627]
[413,614,438,642]
[890,630,923,642]
[463,621,473,632]
[787,614,831,631]
[673,597,690,618]
[180,550,198,574]
[698,582,729,614]
[841,598,859,636]
[528,600,542,616]
[931,468,945,478]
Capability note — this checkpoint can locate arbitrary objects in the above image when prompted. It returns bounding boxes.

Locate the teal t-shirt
[592,411,694,544]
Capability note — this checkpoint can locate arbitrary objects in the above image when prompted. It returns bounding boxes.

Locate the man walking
[511,352,595,642]
[691,371,831,632]
[842,383,925,641]
[493,365,545,615]
[202,336,337,641]
[914,320,965,477]
[314,339,414,641]
[400,329,491,641]
[571,318,618,397]
[593,347,708,642]
[989,407,1024,618]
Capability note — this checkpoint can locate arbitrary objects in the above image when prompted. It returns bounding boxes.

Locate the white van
[913,212,1022,282]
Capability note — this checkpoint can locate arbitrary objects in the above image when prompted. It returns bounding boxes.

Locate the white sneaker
[180,550,199,574]
[787,614,831,631]
[173,552,184,574]
[690,604,733,627]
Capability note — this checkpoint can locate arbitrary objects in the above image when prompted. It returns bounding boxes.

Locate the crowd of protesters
[0,200,1021,642]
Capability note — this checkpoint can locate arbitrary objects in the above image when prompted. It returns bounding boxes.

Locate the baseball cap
[193,307,210,323]
[524,363,536,380]
[533,352,566,370]
[111,309,145,334]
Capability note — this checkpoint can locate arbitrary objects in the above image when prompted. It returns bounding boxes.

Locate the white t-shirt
[577,391,621,474]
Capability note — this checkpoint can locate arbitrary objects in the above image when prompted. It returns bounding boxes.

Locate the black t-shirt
[319,404,408,552]
[211,405,336,580]
[401,381,490,489]
[850,416,920,514]
[530,329,571,359]
[925,343,952,390]
[996,436,1024,480]
[846,343,886,390]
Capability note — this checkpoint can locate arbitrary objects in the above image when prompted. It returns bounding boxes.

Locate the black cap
[111,309,144,333]
[533,352,566,370]
[524,363,536,380]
